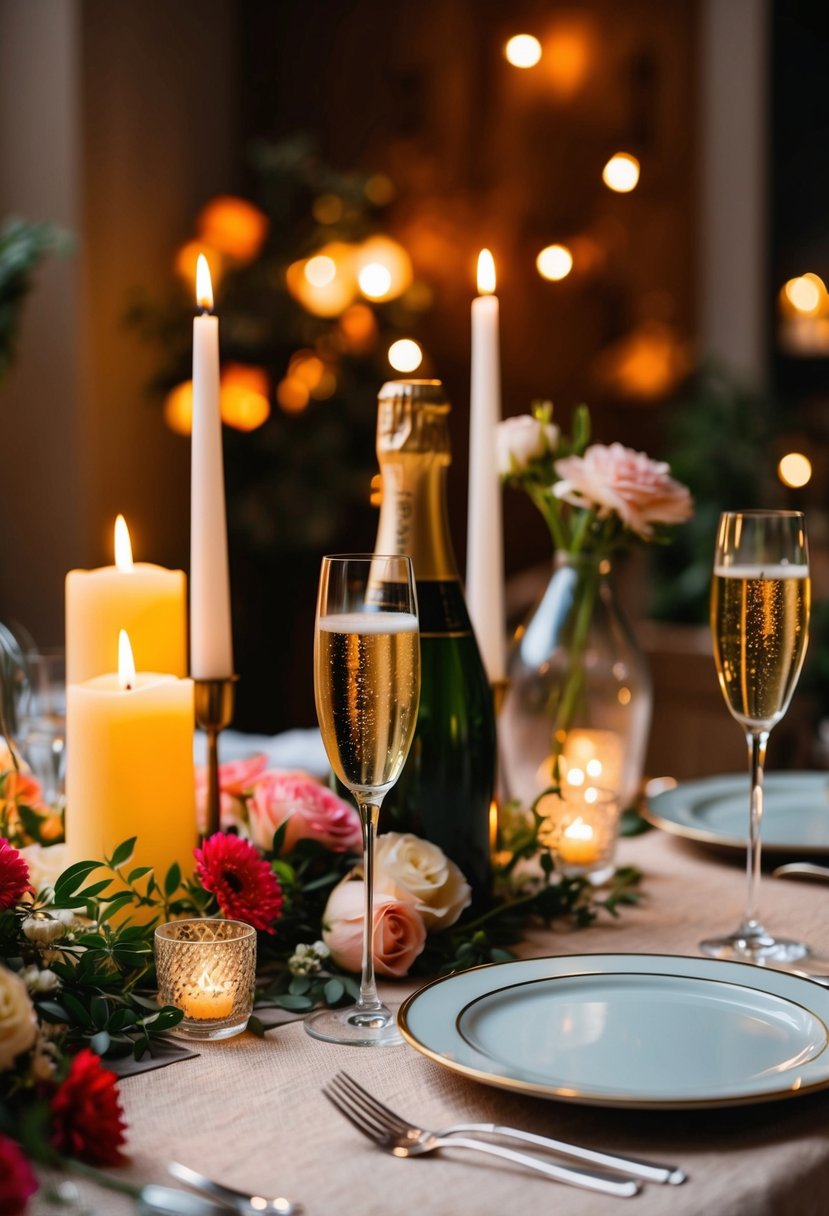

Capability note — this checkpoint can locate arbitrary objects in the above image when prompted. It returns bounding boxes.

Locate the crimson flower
[50,1049,127,1166]
[0,1134,37,1216]
[0,840,30,910]
[194,833,284,933]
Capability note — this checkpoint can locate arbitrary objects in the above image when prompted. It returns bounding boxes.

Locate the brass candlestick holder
[194,676,238,838]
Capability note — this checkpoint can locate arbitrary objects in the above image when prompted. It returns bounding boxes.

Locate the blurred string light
[305,255,337,288]
[602,153,640,193]
[778,452,812,489]
[784,274,825,315]
[388,339,423,373]
[196,196,269,263]
[163,366,272,436]
[504,34,542,68]
[359,263,393,299]
[536,244,573,281]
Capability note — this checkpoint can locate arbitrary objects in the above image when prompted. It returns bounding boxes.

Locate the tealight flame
[196,253,214,311]
[564,817,593,841]
[477,249,496,295]
[118,630,136,692]
[114,514,134,572]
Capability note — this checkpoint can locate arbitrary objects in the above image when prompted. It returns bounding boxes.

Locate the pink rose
[247,771,362,855]
[553,443,693,539]
[322,879,426,977]
[195,754,268,834]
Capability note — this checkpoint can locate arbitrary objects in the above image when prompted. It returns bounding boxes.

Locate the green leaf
[323,979,344,1005]
[75,879,113,900]
[127,866,153,884]
[99,893,138,923]
[89,1030,111,1056]
[247,1015,266,1038]
[274,994,314,1012]
[109,838,137,869]
[271,822,288,854]
[164,862,181,898]
[61,991,91,1027]
[288,976,311,995]
[90,996,110,1029]
[36,1000,69,1024]
[53,860,102,900]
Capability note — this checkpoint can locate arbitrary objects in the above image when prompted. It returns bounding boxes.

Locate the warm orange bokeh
[197,195,269,263]
[220,364,271,431]
[164,380,194,435]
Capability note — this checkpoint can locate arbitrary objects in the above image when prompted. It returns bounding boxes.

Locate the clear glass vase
[500,553,653,812]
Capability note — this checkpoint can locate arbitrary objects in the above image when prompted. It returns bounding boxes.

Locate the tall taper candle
[191,254,233,679]
[466,248,506,681]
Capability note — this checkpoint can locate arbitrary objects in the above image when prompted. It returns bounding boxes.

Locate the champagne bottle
[373,378,495,902]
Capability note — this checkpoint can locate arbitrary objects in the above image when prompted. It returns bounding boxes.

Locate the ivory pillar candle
[190,255,234,679]
[65,632,196,880]
[66,515,186,684]
[466,248,506,682]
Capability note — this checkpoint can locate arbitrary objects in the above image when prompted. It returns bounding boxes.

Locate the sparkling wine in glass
[701,511,810,962]
[305,554,420,1046]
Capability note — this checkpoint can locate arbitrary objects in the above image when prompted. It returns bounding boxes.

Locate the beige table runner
[33,829,829,1216]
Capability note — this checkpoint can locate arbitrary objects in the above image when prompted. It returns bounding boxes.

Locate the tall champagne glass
[701,511,810,962]
[305,554,420,1045]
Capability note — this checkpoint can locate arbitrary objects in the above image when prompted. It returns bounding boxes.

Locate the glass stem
[743,729,769,932]
[354,796,382,1010]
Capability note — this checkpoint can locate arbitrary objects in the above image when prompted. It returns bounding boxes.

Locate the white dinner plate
[397,954,829,1109]
[643,772,829,856]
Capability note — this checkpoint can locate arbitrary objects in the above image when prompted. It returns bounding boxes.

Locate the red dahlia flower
[194,832,284,933]
[0,839,30,910]
[50,1049,127,1166]
[0,1133,37,1216]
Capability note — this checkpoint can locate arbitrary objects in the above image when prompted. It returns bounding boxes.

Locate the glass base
[170,1015,250,1041]
[700,926,809,964]
[304,1002,403,1047]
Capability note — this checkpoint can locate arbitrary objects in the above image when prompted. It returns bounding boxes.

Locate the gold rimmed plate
[397,953,829,1109]
[643,772,829,856]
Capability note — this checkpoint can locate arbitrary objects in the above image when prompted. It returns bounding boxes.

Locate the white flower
[374,832,471,930]
[22,914,66,944]
[18,843,68,898]
[496,414,559,476]
[20,965,60,994]
[288,940,331,976]
[0,966,37,1071]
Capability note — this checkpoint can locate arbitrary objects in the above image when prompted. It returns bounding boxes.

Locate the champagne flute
[701,511,811,962]
[305,554,420,1046]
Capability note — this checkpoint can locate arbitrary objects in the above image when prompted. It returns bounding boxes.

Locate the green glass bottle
[373,379,495,903]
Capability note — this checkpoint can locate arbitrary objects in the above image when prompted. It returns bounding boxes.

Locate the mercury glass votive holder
[536,785,621,884]
[154,919,256,1041]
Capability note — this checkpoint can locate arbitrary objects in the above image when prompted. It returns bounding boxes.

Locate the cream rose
[553,443,693,539]
[322,879,426,978]
[497,414,559,476]
[18,843,68,896]
[374,832,471,930]
[0,966,37,1070]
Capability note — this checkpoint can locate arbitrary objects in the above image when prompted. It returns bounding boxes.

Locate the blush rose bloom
[496,414,559,476]
[0,966,37,1071]
[374,832,471,930]
[247,771,362,855]
[322,880,426,977]
[553,443,693,539]
[195,754,268,835]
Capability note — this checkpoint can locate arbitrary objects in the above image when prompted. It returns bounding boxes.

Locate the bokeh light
[356,235,413,301]
[358,262,393,299]
[505,34,542,68]
[196,195,268,263]
[784,275,823,315]
[602,153,641,193]
[305,255,337,288]
[778,452,812,488]
[164,381,194,436]
[536,244,574,281]
[220,364,270,432]
[388,339,423,373]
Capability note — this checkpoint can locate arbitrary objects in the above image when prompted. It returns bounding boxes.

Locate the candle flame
[477,249,496,295]
[118,629,136,691]
[196,254,214,311]
[114,514,134,571]
[564,817,593,841]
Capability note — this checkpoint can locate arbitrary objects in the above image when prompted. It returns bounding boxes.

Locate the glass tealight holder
[536,785,620,884]
[154,919,256,1041]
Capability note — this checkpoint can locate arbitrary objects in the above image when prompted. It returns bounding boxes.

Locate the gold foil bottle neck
[377,378,451,456]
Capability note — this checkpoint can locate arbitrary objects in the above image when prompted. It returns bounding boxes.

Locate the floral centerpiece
[0,753,640,1212]
[497,403,693,812]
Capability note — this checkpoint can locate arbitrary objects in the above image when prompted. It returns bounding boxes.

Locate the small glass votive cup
[154,919,256,1041]
[536,785,621,884]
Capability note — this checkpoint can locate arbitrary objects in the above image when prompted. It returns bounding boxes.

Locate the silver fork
[329,1071,685,1186]
[323,1073,641,1198]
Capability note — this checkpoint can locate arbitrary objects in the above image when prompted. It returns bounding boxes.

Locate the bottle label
[416,580,473,637]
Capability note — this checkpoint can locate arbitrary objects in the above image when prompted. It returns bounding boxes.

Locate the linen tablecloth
[31,827,829,1216]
